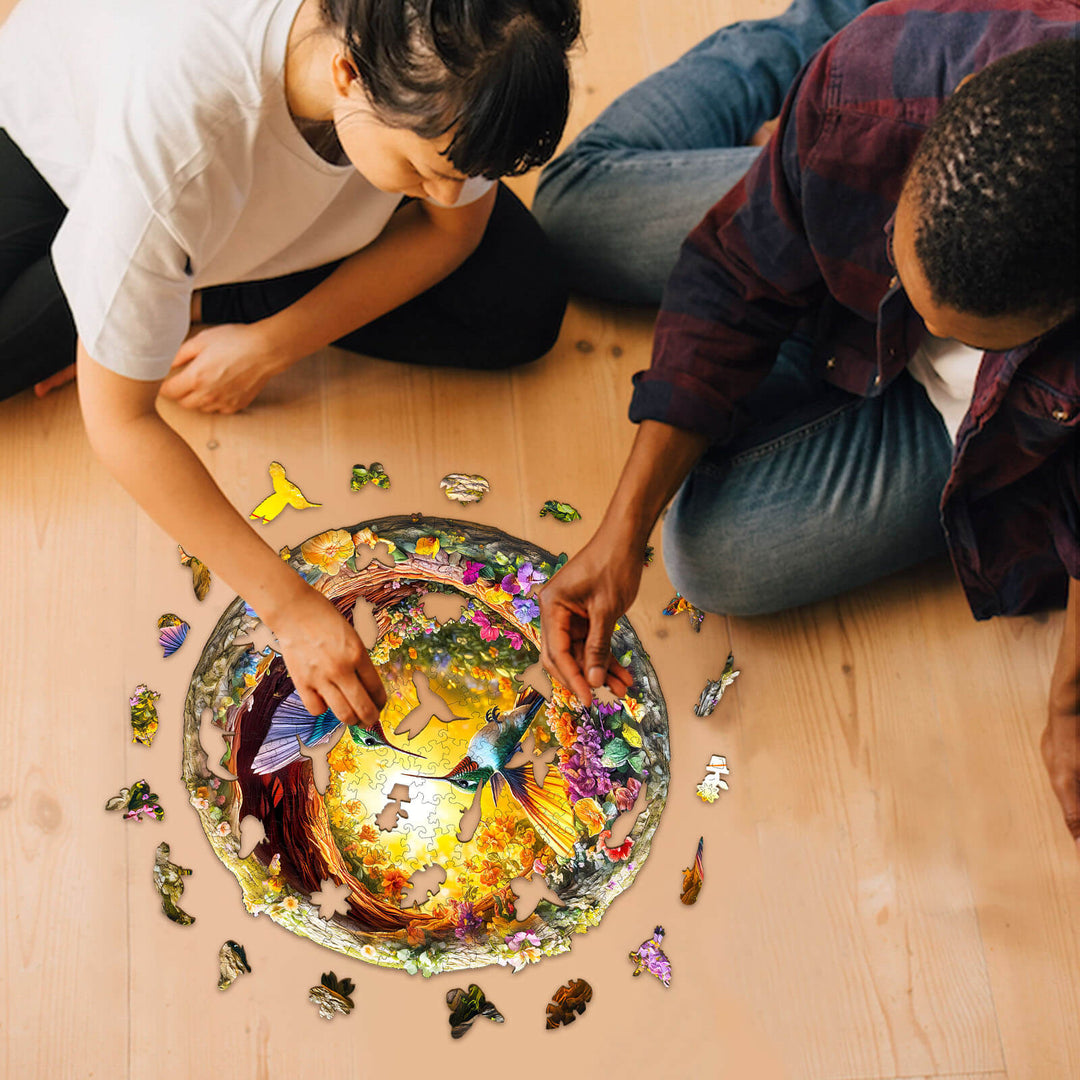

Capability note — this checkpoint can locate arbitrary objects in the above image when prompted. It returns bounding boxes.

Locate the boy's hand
[272,587,387,728]
[161,323,288,413]
[538,527,638,708]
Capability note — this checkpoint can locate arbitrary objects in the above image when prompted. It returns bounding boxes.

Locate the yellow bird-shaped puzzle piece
[249,461,322,524]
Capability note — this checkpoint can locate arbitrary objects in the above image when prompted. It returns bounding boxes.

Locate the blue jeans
[663,337,954,615]
[534,0,879,304]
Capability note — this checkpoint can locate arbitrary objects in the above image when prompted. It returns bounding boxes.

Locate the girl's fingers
[33,364,77,396]
[295,684,330,720]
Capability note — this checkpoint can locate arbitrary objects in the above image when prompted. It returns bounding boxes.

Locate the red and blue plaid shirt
[632,0,1079,618]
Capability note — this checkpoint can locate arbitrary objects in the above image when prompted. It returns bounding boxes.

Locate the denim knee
[661,490,792,617]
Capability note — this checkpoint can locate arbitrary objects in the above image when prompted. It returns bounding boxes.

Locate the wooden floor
[2,2,1078,1078]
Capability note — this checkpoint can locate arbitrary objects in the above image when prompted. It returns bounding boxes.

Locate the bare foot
[749,119,779,147]
[34,364,76,397]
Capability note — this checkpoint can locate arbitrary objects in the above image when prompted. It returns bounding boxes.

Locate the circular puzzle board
[182,516,669,976]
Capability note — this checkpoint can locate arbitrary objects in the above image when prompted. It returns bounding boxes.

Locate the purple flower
[512,596,540,623]
[451,900,483,941]
[562,718,614,802]
[505,931,541,949]
[595,700,622,718]
[462,560,484,585]
[500,572,522,596]
[515,562,546,594]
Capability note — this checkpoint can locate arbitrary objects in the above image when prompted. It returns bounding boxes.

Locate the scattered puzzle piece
[129,684,160,747]
[218,940,251,990]
[440,473,489,504]
[399,863,447,909]
[446,984,504,1039]
[309,972,355,1019]
[153,842,195,925]
[178,545,211,601]
[663,593,705,632]
[156,614,189,657]
[311,878,352,919]
[539,499,581,522]
[696,754,730,803]
[546,979,593,1029]
[249,461,321,524]
[629,926,671,987]
[680,837,705,905]
[105,780,164,821]
[694,653,740,716]
[350,462,390,491]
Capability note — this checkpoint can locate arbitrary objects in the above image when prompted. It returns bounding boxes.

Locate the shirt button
[1052,407,1071,422]
[825,357,837,370]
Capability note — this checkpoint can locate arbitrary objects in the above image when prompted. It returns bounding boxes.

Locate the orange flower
[574,797,606,835]
[406,922,427,946]
[382,867,409,898]
[552,710,578,748]
[408,647,418,659]
[415,536,440,557]
[195,786,211,801]
[480,865,501,887]
[300,529,354,576]
[358,824,378,843]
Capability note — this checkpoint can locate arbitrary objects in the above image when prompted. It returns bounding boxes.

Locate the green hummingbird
[406,687,576,858]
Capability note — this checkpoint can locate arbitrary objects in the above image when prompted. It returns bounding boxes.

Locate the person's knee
[661,500,789,618]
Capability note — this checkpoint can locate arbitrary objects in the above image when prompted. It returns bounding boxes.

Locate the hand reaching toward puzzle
[160,323,289,413]
[272,587,388,728]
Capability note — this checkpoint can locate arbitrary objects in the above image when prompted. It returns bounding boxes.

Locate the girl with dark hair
[0,0,579,723]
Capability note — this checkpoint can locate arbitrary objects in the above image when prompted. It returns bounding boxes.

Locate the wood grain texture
[2,1,1078,1078]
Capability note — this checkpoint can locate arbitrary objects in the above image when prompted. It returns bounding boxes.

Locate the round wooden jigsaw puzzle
[182,516,669,976]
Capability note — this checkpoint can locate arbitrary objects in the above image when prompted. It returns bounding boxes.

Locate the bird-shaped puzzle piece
[249,462,321,524]
[153,842,195,925]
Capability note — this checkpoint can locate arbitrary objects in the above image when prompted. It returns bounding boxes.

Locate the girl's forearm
[258,191,495,365]
[78,348,308,625]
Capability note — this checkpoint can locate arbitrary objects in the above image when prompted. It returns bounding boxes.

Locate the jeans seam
[698,398,861,475]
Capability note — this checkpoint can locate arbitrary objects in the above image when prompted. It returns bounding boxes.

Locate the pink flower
[613,777,642,812]
[506,631,524,650]
[473,611,501,642]
[462,561,484,585]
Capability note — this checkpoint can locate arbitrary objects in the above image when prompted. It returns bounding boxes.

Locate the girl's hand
[273,587,388,727]
[160,323,287,413]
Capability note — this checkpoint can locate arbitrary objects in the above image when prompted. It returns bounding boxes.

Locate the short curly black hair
[907,39,1078,319]
[321,0,581,180]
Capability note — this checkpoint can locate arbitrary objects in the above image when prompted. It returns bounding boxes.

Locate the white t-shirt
[906,334,984,443]
[0,0,490,380]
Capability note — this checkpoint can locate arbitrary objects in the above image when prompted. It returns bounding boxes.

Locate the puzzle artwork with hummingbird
[181,516,670,976]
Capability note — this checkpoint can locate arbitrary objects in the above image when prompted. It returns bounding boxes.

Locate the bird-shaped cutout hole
[394,671,469,742]
[400,863,447,909]
[237,814,266,859]
[508,874,566,921]
[515,662,553,700]
[375,783,411,832]
[199,707,238,781]
[351,542,395,572]
[503,733,559,788]
[351,597,379,650]
[311,878,352,920]
[234,624,279,655]
[420,590,465,625]
[296,727,346,796]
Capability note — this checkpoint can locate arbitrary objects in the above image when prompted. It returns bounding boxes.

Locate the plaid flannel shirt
[631,0,1080,618]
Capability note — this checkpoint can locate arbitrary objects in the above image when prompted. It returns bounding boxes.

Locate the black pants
[0,129,568,402]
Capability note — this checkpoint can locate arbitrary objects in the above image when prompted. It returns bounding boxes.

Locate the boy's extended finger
[355,652,388,712]
[583,601,615,690]
[542,613,593,708]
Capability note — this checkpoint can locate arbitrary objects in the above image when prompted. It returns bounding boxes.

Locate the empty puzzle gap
[399,863,447,909]
[297,728,345,796]
[235,623,279,655]
[376,783,411,832]
[515,661,553,700]
[237,814,266,859]
[311,878,352,919]
[198,708,238,781]
[455,785,485,844]
[420,590,466,625]
[394,671,468,741]
[351,597,379,650]
[508,874,566,921]
[503,733,560,788]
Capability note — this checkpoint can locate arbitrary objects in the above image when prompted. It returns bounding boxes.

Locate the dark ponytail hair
[320,0,580,179]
